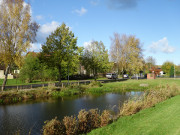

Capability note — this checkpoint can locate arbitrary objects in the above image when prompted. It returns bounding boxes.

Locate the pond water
[0,92,142,135]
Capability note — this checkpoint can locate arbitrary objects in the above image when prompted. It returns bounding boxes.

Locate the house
[0,64,14,79]
[0,70,5,79]
[149,67,163,76]
[0,64,5,79]
[147,73,156,79]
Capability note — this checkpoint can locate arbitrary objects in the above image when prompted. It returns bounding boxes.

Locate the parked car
[123,74,129,78]
[106,73,118,79]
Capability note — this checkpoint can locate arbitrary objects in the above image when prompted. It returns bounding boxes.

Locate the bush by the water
[78,109,101,134]
[119,84,180,116]
[88,81,103,87]
[0,88,51,104]
[43,109,112,135]
[63,116,78,135]
[43,117,66,135]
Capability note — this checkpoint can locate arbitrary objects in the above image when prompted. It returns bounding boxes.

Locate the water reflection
[0,92,143,135]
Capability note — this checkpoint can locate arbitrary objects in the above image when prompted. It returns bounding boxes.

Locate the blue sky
[29,0,180,65]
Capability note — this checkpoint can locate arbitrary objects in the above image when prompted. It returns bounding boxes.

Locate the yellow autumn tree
[110,33,144,78]
[0,0,39,91]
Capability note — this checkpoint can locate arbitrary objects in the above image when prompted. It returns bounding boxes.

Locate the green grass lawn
[0,79,79,86]
[0,77,108,86]
[87,78,180,93]
[0,79,55,86]
[89,95,180,135]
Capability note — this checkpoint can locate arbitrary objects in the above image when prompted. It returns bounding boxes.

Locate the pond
[0,92,142,135]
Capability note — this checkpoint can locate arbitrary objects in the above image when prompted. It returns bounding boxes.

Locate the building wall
[14,70,20,74]
[0,70,13,79]
[0,70,5,79]
[147,73,156,79]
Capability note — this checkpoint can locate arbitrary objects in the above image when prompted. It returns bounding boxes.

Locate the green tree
[161,61,174,77]
[40,65,59,81]
[0,0,39,91]
[169,66,174,77]
[19,53,40,83]
[175,66,180,76]
[41,23,77,83]
[82,41,112,80]
[64,47,84,81]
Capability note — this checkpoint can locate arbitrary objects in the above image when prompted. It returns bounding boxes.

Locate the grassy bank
[87,78,180,92]
[1,78,180,105]
[0,79,55,86]
[89,95,180,135]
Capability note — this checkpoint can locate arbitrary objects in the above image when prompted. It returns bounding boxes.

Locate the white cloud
[40,21,59,34]
[29,43,41,52]
[36,21,72,44]
[36,15,43,20]
[74,7,87,16]
[83,40,93,49]
[149,37,175,53]
[36,21,60,43]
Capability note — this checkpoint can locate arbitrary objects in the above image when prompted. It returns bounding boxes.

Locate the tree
[110,33,144,78]
[19,53,40,83]
[0,0,39,91]
[169,65,174,77]
[146,56,156,70]
[110,33,127,76]
[41,23,77,83]
[125,36,144,77]
[82,40,112,80]
[175,65,180,76]
[161,61,174,77]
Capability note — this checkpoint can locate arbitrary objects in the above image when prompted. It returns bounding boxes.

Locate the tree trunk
[122,70,124,79]
[1,65,10,91]
[67,63,69,85]
[94,68,97,81]
[58,65,62,84]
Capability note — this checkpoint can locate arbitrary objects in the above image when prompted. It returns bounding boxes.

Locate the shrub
[77,109,101,134]
[63,116,78,135]
[89,109,101,129]
[120,84,180,116]
[89,81,103,87]
[78,109,91,134]
[43,117,65,135]
[119,100,143,116]
[67,84,86,93]
[100,110,113,127]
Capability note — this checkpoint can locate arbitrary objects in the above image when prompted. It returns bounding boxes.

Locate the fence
[0,79,127,91]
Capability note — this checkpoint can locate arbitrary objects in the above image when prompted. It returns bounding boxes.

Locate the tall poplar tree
[0,0,39,91]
